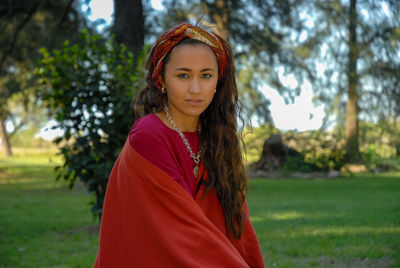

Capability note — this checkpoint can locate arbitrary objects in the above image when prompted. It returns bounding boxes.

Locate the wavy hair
[134,27,248,239]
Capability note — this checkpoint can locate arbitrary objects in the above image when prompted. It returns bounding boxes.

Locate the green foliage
[359,120,399,159]
[362,144,400,172]
[245,123,399,173]
[283,130,347,172]
[244,125,348,172]
[283,131,348,171]
[282,155,314,173]
[303,148,347,172]
[0,0,88,155]
[297,1,400,161]
[36,30,143,217]
[282,148,346,173]
[362,144,382,170]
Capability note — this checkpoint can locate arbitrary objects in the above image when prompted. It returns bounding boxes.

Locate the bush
[36,30,145,218]
[283,130,347,172]
[303,148,346,172]
[282,155,315,173]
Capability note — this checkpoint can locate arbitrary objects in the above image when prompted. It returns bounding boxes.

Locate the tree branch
[0,3,39,76]
[8,120,26,138]
[57,0,74,29]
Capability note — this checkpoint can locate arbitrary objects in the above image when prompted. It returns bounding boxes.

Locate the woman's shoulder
[132,113,164,131]
[129,113,169,145]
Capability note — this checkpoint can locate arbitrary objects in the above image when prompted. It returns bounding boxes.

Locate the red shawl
[94,140,265,267]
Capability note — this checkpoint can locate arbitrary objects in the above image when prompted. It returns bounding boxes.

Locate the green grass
[0,152,98,268]
[1,152,399,267]
[248,173,400,267]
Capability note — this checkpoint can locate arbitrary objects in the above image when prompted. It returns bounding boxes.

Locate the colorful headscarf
[151,23,228,92]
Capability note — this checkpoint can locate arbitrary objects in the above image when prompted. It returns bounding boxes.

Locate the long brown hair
[135,26,248,239]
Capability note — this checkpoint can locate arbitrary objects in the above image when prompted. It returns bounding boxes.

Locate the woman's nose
[189,79,201,93]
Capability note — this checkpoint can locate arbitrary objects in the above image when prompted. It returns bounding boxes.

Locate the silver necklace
[163,104,201,178]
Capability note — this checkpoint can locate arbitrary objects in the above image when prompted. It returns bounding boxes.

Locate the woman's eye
[177,74,189,79]
[202,73,212,78]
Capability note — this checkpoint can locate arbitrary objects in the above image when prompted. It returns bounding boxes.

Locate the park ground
[0,150,399,268]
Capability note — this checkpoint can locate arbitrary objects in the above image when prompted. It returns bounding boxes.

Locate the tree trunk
[0,118,12,157]
[113,0,144,56]
[345,0,362,163]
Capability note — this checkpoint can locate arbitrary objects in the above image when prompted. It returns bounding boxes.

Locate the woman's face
[161,43,218,128]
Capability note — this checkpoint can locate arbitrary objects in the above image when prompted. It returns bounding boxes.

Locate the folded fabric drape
[93,140,265,268]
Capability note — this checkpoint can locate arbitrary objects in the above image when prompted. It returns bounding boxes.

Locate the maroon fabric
[129,113,199,197]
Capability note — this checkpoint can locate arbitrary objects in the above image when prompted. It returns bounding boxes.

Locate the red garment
[93,140,265,268]
[129,113,199,197]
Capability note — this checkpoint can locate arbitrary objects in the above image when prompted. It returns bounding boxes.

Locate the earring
[214,89,216,93]
[161,87,166,93]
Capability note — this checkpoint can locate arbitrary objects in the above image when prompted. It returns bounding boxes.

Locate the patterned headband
[151,23,228,92]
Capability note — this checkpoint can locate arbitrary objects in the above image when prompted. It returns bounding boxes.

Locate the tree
[346,0,361,161]
[0,0,86,156]
[113,0,144,56]
[294,0,400,162]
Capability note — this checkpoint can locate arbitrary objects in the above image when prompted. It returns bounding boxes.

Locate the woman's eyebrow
[174,67,216,72]
[201,68,216,72]
[174,67,191,72]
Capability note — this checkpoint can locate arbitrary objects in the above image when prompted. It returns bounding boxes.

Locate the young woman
[94,23,265,268]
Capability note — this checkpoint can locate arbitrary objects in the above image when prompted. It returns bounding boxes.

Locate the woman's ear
[160,76,165,89]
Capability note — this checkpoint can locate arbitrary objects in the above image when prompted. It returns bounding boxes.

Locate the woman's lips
[186,99,202,105]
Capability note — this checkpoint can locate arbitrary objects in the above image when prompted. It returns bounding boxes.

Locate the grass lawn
[1,152,399,267]
[0,152,98,268]
[248,173,400,268]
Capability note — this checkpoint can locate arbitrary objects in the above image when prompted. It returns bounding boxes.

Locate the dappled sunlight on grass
[340,171,400,179]
[251,211,318,223]
[300,226,400,236]
[0,151,61,166]
[0,153,66,191]
[0,167,66,190]
[267,225,400,238]
[249,216,263,222]
[0,176,54,184]
[268,211,309,220]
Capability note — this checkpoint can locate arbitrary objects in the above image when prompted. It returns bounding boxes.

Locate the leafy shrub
[283,130,347,172]
[362,144,400,171]
[362,144,381,170]
[282,155,315,173]
[303,148,346,171]
[36,30,144,218]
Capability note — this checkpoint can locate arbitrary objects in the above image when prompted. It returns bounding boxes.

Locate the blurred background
[1,0,399,165]
[1,0,399,267]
